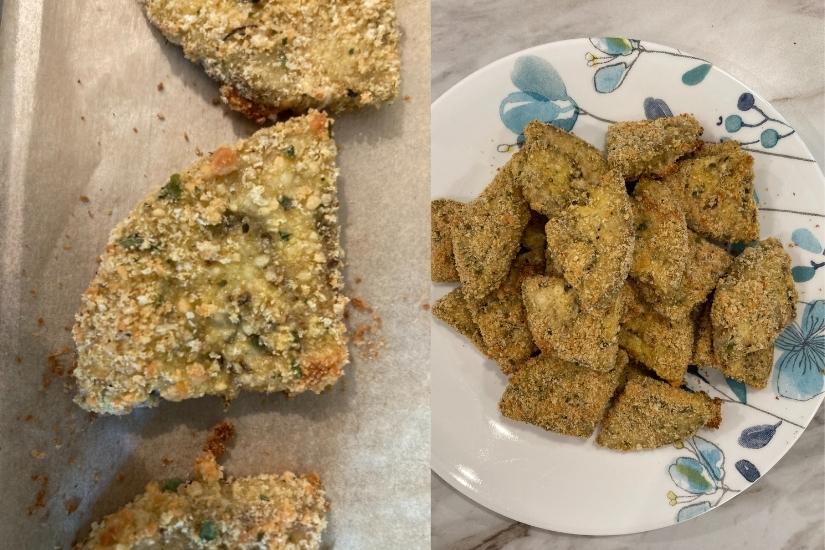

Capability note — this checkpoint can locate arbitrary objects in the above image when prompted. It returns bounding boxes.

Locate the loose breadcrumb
[597,375,721,451]
[73,112,347,415]
[711,238,797,362]
[606,114,703,181]
[431,199,464,282]
[140,0,400,121]
[500,352,628,437]
[451,163,530,301]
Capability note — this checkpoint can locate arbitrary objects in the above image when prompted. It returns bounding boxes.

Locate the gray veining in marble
[432,1,825,548]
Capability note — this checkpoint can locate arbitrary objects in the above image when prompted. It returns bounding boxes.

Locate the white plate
[431,38,825,535]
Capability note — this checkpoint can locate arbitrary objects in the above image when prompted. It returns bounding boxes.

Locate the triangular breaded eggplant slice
[512,121,607,217]
[499,351,629,438]
[141,0,400,121]
[711,238,796,363]
[663,140,759,242]
[606,113,703,180]
[452,163,530,301]
[431,199,464,282]
[521,276,628,372]
[597,375,721,451]
[73,112,347,414]
[630,178,689,298]
[693,303,774,389]
[545,170,634,310]
[432,287,486,353]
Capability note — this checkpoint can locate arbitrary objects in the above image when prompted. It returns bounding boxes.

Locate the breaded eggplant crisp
[73,112,347,415]
[431,199,464,282]
[512,121,608,217]
[711,238,797,363]
[619,284,694,385]
[545,170,634,310]
[141,0,400,121]
[664,140,759,242]
[606,114,703,180]
[499,351,629,438]
[597,375,721,451]
[630,178,689,298]
[78,435,327,549]
[522,276,628,372]
[431,288,486,353]
[693,303,774,389]
[638,231,732,320]
[452,163,530,300]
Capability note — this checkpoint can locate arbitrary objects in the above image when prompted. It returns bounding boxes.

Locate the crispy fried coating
[499,351,629,438]
[79,449,327,549]
[597,375,722,451]
[469,254,541,374]
[630,178,689,298]
[606,114,703,180]
[432,288,486,353]
[520,211,548,270]
[619,283,694,385]
[431,199,464,282]
[545,170,634,310]
[639,231,733,320]
[72,113,347,415]
[664,140,759,242]
[512,121,608,217]
[693,303,774,389]
[522,276,628,372]
[141,0,400,121]
[452,164,530,300]
[711,238,797,363]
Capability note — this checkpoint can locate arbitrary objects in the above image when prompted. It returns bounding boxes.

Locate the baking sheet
[0,1,430,547]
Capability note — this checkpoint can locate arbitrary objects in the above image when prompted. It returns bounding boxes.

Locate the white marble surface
[431,1,825,548]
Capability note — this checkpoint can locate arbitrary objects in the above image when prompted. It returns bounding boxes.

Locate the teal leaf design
[724,115,743,132]
[668,457,715,494]
[792,265,816,283]
[776,347,825,400]
[692,436,724,481]
[791,228,822,253]
[643,97,672,120]
[676,501,712,522]
[726,377,747,403]
[511,55,569,101]
[594,63,629,93]
[738,422,781,449]
[682,63,712,85]
[735,459,760,482]
[760,128,780,148]
[589,37,635,56]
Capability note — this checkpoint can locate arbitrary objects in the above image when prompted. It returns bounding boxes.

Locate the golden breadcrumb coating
[140,0,400,121]
[520,211,548,270]
[73,112,347,415]
[469,254,541,374]
[431,199,464,282]
[711,238,797,363]
[693,303,774,389]
[619,283,694,385]
[432,288,486,353]
[606,114,703,181]
[522,276,628,372]
[630,178,689,298]
[78,450,326,549]
[499,351,629,438]
[639,231,732,320]
[545,170,634,310]
[512,121,608,217]
[597,375,721,451]
[451,163,530,300]
[664,140,759,242]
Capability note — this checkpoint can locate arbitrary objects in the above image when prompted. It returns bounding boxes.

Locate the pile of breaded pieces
[432,114,797,451]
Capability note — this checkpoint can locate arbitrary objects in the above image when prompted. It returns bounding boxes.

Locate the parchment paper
[0,1,431,547]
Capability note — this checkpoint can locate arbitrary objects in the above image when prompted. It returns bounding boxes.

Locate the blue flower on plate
[774,300,825,400]
[499,56,579,140]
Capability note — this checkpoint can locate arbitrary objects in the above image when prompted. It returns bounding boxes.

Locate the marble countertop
[431,1,825,548]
